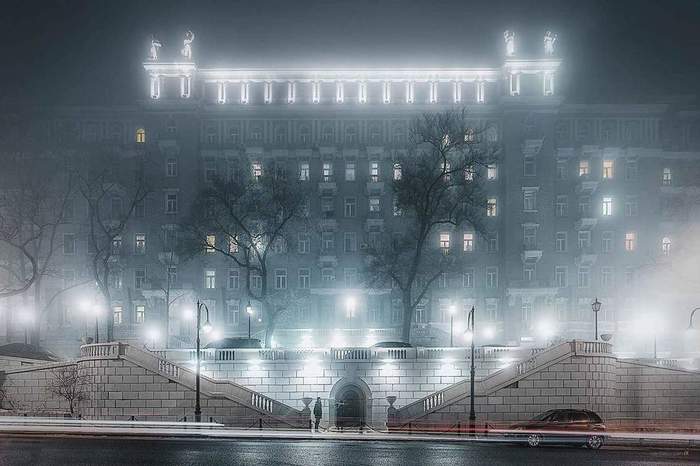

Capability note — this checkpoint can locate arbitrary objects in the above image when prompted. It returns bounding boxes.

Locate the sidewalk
[0,417,699,449]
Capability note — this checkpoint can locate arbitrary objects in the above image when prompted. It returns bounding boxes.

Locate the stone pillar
[150,75,160,100]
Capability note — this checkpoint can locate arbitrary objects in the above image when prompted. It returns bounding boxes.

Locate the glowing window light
[429,81,438,104]
[135,128,146,144]
[180,76,191,99]
[358,82,367,104]
[382,81,391,104]
[312,81,320,104]
[336,81,344,103]
[405,81,414,104]
[662,236,671,256]
[264,81,272,104]
[217,82,226,104]
[475,80,485,103]
[287,81,296,104]
[240,82,249,104]
[543,72,555,96]
[150,75,160,99]
[453,81,462,104]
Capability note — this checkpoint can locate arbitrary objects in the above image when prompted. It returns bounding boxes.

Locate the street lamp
[687,307,700,331]
[246,301,254,339]
[591,298,602,341]
[448,305,456,347]
[194,300,212,423]
[464,305,476,436]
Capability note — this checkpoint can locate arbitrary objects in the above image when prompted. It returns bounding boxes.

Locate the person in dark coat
[313,397,323,431]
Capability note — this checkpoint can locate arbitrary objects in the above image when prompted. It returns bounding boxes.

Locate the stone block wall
[407,354,618,426]
[1,363,73,415]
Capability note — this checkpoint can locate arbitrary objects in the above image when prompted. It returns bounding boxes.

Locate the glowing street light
[246,301,254,339]
[146,327,159,348]
[463,305,476,435]
[345,296,356,319]
[17,309,35,345]
[194,300,212,422]
[591,297,602,341]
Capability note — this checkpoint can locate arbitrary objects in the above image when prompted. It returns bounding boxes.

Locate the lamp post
[194,300,212,423]
[591,297,602,341]
[246,301,253,339]
[448,305,456,347]
[464,305,476,436]
[687,308,700,331]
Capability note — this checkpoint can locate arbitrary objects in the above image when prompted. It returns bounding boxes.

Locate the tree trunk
[401,290,414,343]
[31,277,42,348]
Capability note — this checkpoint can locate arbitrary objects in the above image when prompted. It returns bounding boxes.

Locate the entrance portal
[335,385,366,428]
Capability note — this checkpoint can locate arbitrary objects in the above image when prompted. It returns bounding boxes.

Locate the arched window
[135,128,146,144]
[662,237,671,256]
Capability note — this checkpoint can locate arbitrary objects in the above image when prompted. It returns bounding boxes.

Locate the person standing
[313,397,323,432]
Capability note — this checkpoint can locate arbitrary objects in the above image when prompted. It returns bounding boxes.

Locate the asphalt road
[0,437,698,466]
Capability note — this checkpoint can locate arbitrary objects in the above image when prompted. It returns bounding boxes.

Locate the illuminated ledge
[503,58,562,74]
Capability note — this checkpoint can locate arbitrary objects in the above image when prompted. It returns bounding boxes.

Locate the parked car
[371,341,412,348]
[204,337,262,349]
[508,409,606,449]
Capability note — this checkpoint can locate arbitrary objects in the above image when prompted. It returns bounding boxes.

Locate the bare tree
[47,365,90,416]
[0,154,75,345]
[363,109,497,343]
[75,150,150,342]
[182,158,309,346]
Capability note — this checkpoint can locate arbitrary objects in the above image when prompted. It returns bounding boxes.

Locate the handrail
[394,340,610,423]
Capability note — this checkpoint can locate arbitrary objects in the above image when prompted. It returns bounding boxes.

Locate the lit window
[439,233,450,251]
[625,232,637,252]
[487,198,497,217]
[369,198,380,212]
[370,161,380,182]
[252,161,262,180]
[464,128,475,143]
[135,234,146,255]
[463,233,474,252]
[487,164,498,180]
[113,306,123,325]
[662,167,672,186]
[579,160,590,177]
[299,162,310,181]
[662,237,671,256]
[464,165,475,181]
[322,161,333,181]
[135,305,145,324]
[602,160,614,179]
[205,270,216,289]
[602,197,613,216]
[206,234,216,254]
[135,128,145,144]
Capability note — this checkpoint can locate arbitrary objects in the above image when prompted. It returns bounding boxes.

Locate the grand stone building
[2,31,700,357]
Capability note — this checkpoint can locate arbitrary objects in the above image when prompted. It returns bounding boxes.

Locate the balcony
[575,248,598,265]
[575,178,599,195]
[366,180,385,195]
[318,177,337,195]
[574,217,598,230]
[521,248,543,263]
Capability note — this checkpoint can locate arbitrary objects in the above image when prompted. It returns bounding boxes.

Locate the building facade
[2,31,700,357]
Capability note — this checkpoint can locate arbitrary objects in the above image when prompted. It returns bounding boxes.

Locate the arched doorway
[335,385,366,428]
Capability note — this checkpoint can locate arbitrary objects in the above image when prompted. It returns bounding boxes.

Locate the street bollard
[457,421,461,436]
[309,419,312,432]
[130,415,135,421]
[408,422,412,434]
[259,418,263,430]
[209,416,213,423]
[183,416,187,422]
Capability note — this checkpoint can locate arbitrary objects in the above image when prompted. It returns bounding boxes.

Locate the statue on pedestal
[149,35,162,61]
[504,30,515,56]
[544,31,558,56]
[181,30,195,60]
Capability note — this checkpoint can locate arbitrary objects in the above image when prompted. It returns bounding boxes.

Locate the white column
[336,81,344,103]
[150,75,160,99]
[382,81,391,104]
[264,81,272,104]
[405,81,414,104]
[217,82,226,104]
[240,82,249,104]
[180,76,191,98]
[312,81,320,104]
[509,73,520,96]
[475,80,485,103]
[287,81,296,104]
[429,81,438,103]
[453,81,462,104]
[543,72,555,96]
[358,81,367,104]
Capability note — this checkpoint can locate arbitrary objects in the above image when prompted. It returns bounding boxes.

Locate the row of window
[557,158,673,185]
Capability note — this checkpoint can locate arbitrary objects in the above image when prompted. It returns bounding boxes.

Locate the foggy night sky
[0,0,698,106]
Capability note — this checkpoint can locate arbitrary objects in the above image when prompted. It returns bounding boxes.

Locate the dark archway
[335,385,366,428]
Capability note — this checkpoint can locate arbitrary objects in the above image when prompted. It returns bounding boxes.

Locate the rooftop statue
[504,30,515,56]
[181,30,195,60]
[544,31,558,56]
[149,35,162,61]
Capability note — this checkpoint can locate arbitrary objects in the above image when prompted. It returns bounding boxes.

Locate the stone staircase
[392,340,612,425]
[80,342,305,427]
